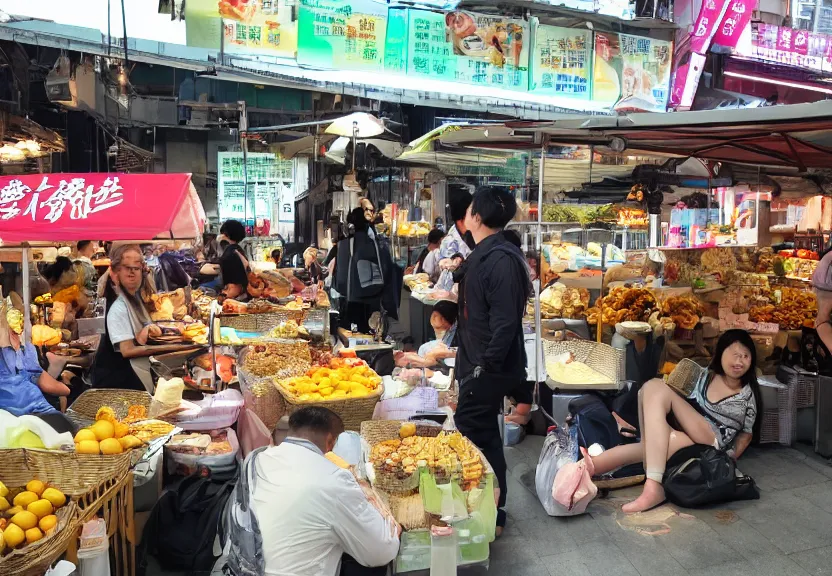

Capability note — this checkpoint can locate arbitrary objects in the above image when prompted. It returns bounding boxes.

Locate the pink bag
[552,449,597,516]
[236,405,272,459]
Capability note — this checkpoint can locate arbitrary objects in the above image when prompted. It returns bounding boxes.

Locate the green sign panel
[530,26,592,99]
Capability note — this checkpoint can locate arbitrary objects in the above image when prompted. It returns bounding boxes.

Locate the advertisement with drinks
[593,32,672,112]
[530,25,592,98]
[185,0,298,58]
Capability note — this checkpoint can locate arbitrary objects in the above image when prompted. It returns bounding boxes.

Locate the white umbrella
[324,112,385,139]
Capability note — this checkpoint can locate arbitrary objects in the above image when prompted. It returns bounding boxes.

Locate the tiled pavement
[493,435,832,576]
[147,436,832,575]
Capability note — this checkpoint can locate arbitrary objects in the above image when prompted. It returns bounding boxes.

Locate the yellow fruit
[0,496,9,512]
[13,491,38,509]
[0,481,8,498]
[74,429,97,443]
[113,421,129,439]
[39,514,57,533]
[95,406,117,423]
[399,422,417,439]
[99,438,123,455]
[11,510,38,530]
[4,523,24,548]
[0,528,4,553]
[26,480,45,497]
[90,420,115,441]
[6,506,22,517]
[25,527,43,544]
[319,387,334,397]
[27,499,53,519]
[118,435,142,450]
[41,488,66,509]
[76,440,100,455]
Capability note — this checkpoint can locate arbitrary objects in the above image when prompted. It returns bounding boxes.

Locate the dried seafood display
[243,341,311,378]
[700,248,738,280]
[537,284,590,319]
[661,295,705,330]
[266,320,309,340]
[370,431,484,490]
[749,287,817,330]
[585,287,658,325]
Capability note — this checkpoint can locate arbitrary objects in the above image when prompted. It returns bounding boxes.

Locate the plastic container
[165,428,240,475]
[172,389,244,431]
[430,525,457,576]
[78,519,109,576]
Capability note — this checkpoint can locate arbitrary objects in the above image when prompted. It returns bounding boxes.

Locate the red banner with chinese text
[0,173,203,243]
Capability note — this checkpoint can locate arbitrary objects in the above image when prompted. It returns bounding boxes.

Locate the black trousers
[340,554,388,576]
[454,372,523,528]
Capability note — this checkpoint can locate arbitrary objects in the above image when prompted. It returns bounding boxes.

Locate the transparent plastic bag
[435,269,454,292]
[535,424,580,516]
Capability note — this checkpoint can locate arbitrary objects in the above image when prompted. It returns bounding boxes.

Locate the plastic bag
[165,429,240,476]
[553,450,597,516]
[236,407,272,459]
[535,425,580,516]
[435,269,454,292]
[663,444,760,508]
[150,377,186,418]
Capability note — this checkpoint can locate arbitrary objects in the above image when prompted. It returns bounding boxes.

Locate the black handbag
[663,444,760,508]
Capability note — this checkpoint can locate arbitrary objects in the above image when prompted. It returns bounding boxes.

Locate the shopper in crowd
[394,300,457,369]
[42,256,79,294]
[588,329,760,513]
[304,246,323,286]
[408,228,445,276]
[74,240,99,293]
[92,244,181,391]
[454,185,532,536]
[423,188,473,281]
[271,248,283,267]
[810,251,832,375]
[218,220,250,300]
[251,407,400,576]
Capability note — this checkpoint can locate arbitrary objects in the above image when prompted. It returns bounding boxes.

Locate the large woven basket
[275,381,383,432]
[0,501,79,576]
[542,340,623,390]
[666,358,707,397]
[219,310,307,332]
[239,369,287,431]
[66,388,152,428]
[0,448,131,498]
[359,420,444,494]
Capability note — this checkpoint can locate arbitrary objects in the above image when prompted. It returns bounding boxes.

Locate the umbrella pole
[534,144,544,413]
[22,245,31,344]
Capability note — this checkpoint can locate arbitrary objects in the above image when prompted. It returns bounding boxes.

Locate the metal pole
[534,144,544,411]
[22,246,31,344]
[239,101,249,227]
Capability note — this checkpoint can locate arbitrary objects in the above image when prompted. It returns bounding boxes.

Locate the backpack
[663,444,760,508]
[217,447,268,576]
[139,466,238,575]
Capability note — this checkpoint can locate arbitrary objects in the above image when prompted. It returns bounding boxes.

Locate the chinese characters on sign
[0,176,124,223]
[593,32,672,112]
[741,23,832,72]
[530,25,591,98]
[297,0,387,72]
[217,152,295,225]
[711,0,756,51]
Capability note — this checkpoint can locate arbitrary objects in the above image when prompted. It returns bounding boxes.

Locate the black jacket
[334,228,403,319]
[457,232,531,379]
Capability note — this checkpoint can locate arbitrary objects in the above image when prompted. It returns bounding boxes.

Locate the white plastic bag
[535,424,580,516]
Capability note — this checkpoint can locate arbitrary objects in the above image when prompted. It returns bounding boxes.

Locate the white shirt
[106,297,136,347]
[252,439,400,576]
[421,248,441,281]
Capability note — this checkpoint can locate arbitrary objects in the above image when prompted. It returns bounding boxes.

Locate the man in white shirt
[252,407,400,576]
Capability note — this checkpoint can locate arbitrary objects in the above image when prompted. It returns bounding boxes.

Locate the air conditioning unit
[45,55,73,103]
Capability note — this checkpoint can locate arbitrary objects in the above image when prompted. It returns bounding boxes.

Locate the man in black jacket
[455,186,531,535]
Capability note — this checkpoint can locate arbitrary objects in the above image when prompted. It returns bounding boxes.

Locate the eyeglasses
[363,207,375,214]
[121,265,142,274]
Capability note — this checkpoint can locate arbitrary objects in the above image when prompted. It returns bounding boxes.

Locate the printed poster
[530,25,591,98]
[185,0,298,58]
[297,0,387,72]
[407,10,529,91]
[593,32,672,113]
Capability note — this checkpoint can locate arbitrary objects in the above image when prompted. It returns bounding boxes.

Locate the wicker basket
[66,388,152,429]
[542,340,623,389]
[359,420,444,494]
[666,358,707,397]
[275,381,383,432]
[219,310,306,332]
[0,502,79,576]
[239,368,287,431]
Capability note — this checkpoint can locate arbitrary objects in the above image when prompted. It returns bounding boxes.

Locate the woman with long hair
[589,329,761,513]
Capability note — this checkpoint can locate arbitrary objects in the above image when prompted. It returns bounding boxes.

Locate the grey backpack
[219,447,268,576]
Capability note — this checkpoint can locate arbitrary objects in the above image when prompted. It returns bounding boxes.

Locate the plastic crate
[777,365,817,409]
[758,376,796,446]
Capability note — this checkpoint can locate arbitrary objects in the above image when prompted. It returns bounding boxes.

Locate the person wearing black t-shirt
[219,220,250,300]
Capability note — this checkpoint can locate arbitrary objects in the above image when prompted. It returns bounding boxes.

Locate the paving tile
[732,489,832,554]
[541,538,640,576]
[791,481,832,514]
[504,473,551,523]
[686,551,810,576]
[516,516,578,558]
[791,545,832,576]
[608,528,690,576]
[655,516,738,571]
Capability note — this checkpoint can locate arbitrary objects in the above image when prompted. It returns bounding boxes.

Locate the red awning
[0,173,205,244]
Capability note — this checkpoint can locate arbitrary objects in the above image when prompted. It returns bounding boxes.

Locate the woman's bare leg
[623,379,716,513]
[590,443,644,475]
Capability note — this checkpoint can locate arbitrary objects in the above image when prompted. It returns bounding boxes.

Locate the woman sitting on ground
[394,300,458,369]
[589,329,760,513]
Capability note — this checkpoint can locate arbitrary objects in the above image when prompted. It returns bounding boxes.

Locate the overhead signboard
[736,23,832,72]
[297,0,387,71]
[185,0,299,58]
[217,152,294,224]
[530,25,592,98]
[593,32,672,112]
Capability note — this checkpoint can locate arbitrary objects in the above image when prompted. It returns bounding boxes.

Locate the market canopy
[435,101,832,170]
[0,173,205,244]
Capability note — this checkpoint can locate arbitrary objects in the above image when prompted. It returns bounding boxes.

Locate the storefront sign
[739,23,832,72]
[185,0,298,58]
[711,0,757,52]
[530,26,592,98]
[217,152,295,224]
[593,32,672,112]
[690,0,731,55]
[404,10,529,91]
[297,0,387,72]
